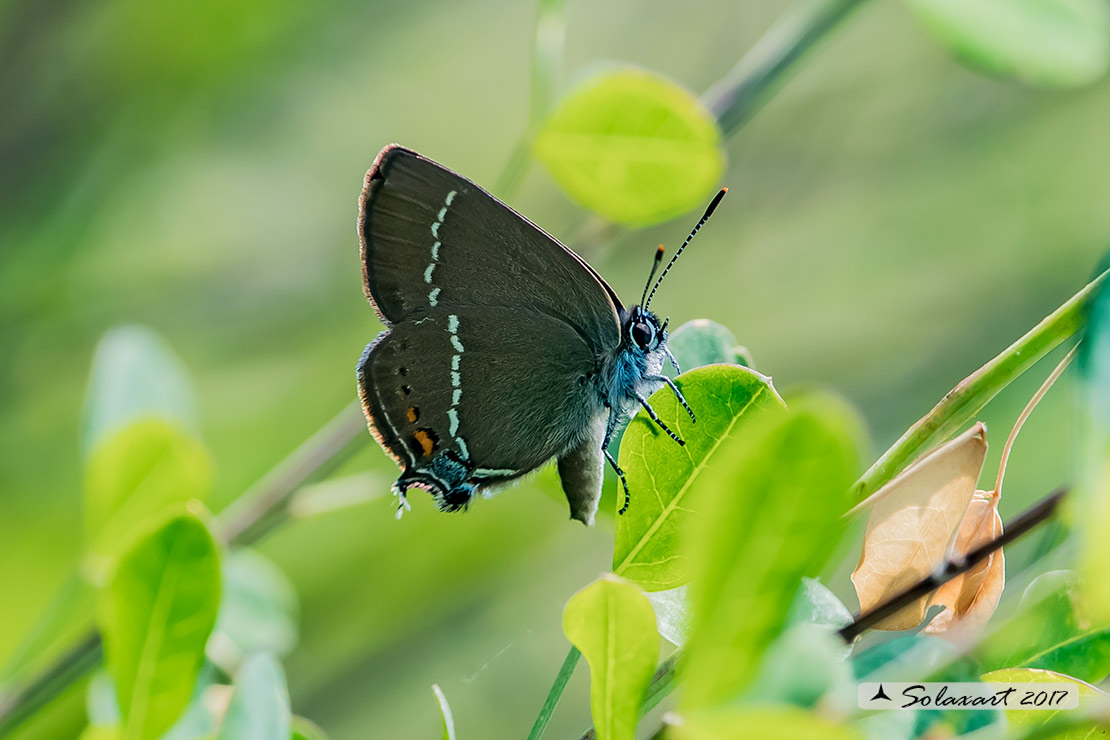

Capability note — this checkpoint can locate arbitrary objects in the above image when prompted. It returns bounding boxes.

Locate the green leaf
[787,578,854,631]
[1078,266,1110,627]
[666,706,863,740]
[680,394,862,710]
[645,585,691,646]
[87,667,219,740]
[851,634,956,681]
[976,570,1084,670]
[99,509,221,740]
[208,549,299,671]
[82,324,198,455]
[292,716,329,740]
[613,365,785,591]
[78,727,122,740]
[534,67,724,226]
[216,653,291,740]
[980,668,1110,738]
[84,419,212,581]
[1019,629,1110,684]
[907,0,1110,88]
[432,684,456,740]
[851,711,917,740]
[87,670,122,726]
[742,623,854,709]
[562,575,659,740]
[667,320,751,372]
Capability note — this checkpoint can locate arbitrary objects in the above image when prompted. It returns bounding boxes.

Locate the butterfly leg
[394,452,476,513]
[388,483,414,520]
[635,392,686,446]
[602,405,632,515]
[664,345,682,375]
[647,374,696,423]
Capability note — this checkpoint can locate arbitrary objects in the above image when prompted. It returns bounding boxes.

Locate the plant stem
[854,269,1107,501]
[219,401,369,546]
[704,0,871,136]
[526,646,580,740]
[838,486,1069,642]
[493,0,566,199]
[994,344,1078,497]
[0,633,101,737]
[0,402,370,738]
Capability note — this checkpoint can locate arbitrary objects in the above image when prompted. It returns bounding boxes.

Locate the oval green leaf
[787,578,854,631]
[216,653,291,740]
[981,668,1110,738]
[645,585,691,647]
[1018,628,1110,684]
[743,624,855,709]
[907,0,1110,88]
[84,419,212,582]
[99,509,221,740]
[613,364,784,591]
[666,706,863,740]
[563,575,659,740]
[667,319,751,372]
[681,394,862,709]
[209,548,299,672]
[976,570,1084,670]
[87,669,122,727]
[82,324,198,455]
[534,67,725,226]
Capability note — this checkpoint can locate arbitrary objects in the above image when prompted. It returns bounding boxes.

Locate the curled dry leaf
[851,423,988,630]
[923,490,1005,636]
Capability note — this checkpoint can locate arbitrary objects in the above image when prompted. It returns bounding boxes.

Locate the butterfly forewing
[360,145,622,354]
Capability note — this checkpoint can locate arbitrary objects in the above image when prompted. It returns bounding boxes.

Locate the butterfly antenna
[644,187,727,310]
[639,244,666,307]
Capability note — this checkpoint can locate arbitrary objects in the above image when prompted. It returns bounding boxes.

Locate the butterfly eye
[631,321,656,349]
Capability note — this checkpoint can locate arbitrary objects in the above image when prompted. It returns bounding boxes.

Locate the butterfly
[356,144,724,525]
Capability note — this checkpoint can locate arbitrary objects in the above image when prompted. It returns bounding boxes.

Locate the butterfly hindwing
[359,145,622,355]
[358,306,606,505]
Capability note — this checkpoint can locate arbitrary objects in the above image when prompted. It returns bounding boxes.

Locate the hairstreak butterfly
[357,144,725,525]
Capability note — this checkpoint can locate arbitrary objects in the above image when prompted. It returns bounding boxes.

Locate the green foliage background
[2,0,1109,737]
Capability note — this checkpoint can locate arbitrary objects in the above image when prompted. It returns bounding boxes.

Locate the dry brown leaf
[851,423,988,630]
[924,490,1005,636]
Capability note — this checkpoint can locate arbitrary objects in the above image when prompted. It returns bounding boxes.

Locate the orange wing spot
[413,429,436,456]
[406,406,420,422]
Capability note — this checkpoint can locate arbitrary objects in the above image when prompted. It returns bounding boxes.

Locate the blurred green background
[2,0,1108,737]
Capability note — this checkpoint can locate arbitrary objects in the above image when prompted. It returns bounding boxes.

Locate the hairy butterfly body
[357,144,721,524]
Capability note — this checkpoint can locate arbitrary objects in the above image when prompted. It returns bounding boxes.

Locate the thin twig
[704,0,870,135]
[493,0,566,199]
[993,345,1078,497]
[838,486,1069,643]
[0,633,102,737]
[218,401,369,545]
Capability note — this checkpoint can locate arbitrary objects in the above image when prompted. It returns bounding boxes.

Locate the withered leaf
[924,490,1005,636]
[851,423,988,630]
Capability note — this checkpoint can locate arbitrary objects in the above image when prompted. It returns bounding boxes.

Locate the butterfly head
[626,305,666,353]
